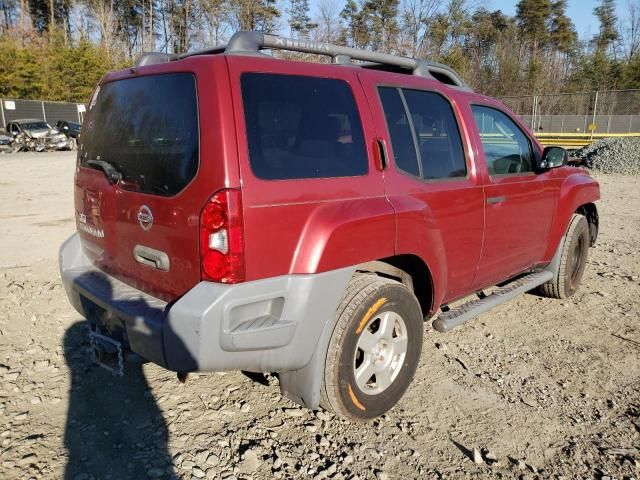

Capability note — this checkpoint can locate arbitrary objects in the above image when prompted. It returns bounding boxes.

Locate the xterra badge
[137,205,153,231]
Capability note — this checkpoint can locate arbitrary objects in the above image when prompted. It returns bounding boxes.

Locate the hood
[25,128,52,138]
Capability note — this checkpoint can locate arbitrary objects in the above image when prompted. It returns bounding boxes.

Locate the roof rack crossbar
[225,31,471,91]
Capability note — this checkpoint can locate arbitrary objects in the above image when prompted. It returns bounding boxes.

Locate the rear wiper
[87,160,122,185]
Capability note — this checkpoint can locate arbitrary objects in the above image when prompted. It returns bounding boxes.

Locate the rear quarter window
[241,73,368,180]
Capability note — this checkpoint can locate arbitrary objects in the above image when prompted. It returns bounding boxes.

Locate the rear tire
[538,214,590,299]
[320,274,423,421]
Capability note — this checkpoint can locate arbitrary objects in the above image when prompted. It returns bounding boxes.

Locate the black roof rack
[135,31,472,92]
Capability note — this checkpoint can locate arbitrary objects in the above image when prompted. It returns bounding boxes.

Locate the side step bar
[432,270,554,333]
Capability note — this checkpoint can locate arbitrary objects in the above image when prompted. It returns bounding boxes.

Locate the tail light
[200,189,245,283]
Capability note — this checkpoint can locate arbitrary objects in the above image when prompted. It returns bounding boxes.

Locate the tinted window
[80,73,199,197]
[241,73,367,180]
[403,90,467,179]
[471,105,533,175]
[378,87,420,177]
[23,121,50,130]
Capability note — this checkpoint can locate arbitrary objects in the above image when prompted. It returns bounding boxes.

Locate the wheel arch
[543,173,600,260]
[576,202,599,246]
[357,254,434,318]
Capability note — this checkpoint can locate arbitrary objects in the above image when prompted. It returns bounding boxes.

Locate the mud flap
[278,316,334,409]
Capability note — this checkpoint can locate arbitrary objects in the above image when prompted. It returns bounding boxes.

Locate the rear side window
[241,73,368,180]
[378,87,420,177]
[80,73,199,197]
[378,87,467,180]
[403,90,467,179]
[471,105,533,175]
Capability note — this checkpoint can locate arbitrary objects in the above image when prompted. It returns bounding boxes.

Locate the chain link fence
[500,90,640,135]
[0,98,85,130]
[4,91,640,137]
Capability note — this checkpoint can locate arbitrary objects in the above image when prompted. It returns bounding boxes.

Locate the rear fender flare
[289,197,396,274]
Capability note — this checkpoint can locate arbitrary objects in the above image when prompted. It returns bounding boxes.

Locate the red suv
[60,31,600,421]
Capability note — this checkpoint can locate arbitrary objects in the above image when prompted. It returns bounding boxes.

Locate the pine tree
[549,0,576,54]
[593,0,618,54]
[516,0,552,91]
[363,0,399,52]
[232,0,279,33]
[516,0,551,49]
[287,0,317,38]
[340,0,370,49]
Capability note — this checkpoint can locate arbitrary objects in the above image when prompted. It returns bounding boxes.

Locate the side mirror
[540,146,568,169]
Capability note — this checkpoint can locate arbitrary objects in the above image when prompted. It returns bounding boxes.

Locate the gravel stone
[472,447,483,464]
[283,408,305,418]
[191,466,206,478]
[238,449,260,473]
[574,137,640,175]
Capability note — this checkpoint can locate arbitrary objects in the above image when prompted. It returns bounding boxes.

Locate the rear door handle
[486,196,506,205]
[374,137,388,171]
[134,245,170,271]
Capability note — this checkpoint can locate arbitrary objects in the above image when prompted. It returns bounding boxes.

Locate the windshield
[23,122,50,130]
[79,73,199,197]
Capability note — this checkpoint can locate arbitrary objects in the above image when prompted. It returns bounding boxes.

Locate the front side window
[378,87,467,180]
[241,73,368,180]
[471,105,534,175]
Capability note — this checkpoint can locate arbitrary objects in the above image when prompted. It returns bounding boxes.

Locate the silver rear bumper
[59,233,354,381]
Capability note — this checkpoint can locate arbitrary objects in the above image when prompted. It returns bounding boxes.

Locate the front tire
[320,274,423,421]
[538,214,590,299]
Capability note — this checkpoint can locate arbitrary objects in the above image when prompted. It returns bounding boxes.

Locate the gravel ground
[574,137,640,175]
[0,152,639,480]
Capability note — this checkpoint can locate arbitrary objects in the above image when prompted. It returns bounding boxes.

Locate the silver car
[5,118,72,151]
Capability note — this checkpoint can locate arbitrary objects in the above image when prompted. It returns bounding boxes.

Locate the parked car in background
[55,120,81,149]
[5,118,72,152]
[0,133,11,151]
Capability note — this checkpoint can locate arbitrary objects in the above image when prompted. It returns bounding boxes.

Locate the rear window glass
[241,73,368,180]
[80,73,199,197]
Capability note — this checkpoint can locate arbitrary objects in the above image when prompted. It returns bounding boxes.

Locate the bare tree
[316,0,339,43]
[89,0,116,51]
[198,0,230,46]
[401,0,441,57]
[622,0,640,61]
[0,0,17,31]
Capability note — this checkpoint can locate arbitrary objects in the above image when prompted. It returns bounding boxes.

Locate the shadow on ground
[63,321,176,480]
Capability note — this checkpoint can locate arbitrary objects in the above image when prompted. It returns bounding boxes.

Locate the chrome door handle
[134,245,170,271]
[486,196,506,205]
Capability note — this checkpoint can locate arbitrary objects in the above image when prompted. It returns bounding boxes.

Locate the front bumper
[59,233,354,373]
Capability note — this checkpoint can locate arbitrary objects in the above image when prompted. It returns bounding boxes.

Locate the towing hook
[177,372,189,383]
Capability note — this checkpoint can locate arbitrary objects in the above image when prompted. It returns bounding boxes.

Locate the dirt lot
[0,151,639,480]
